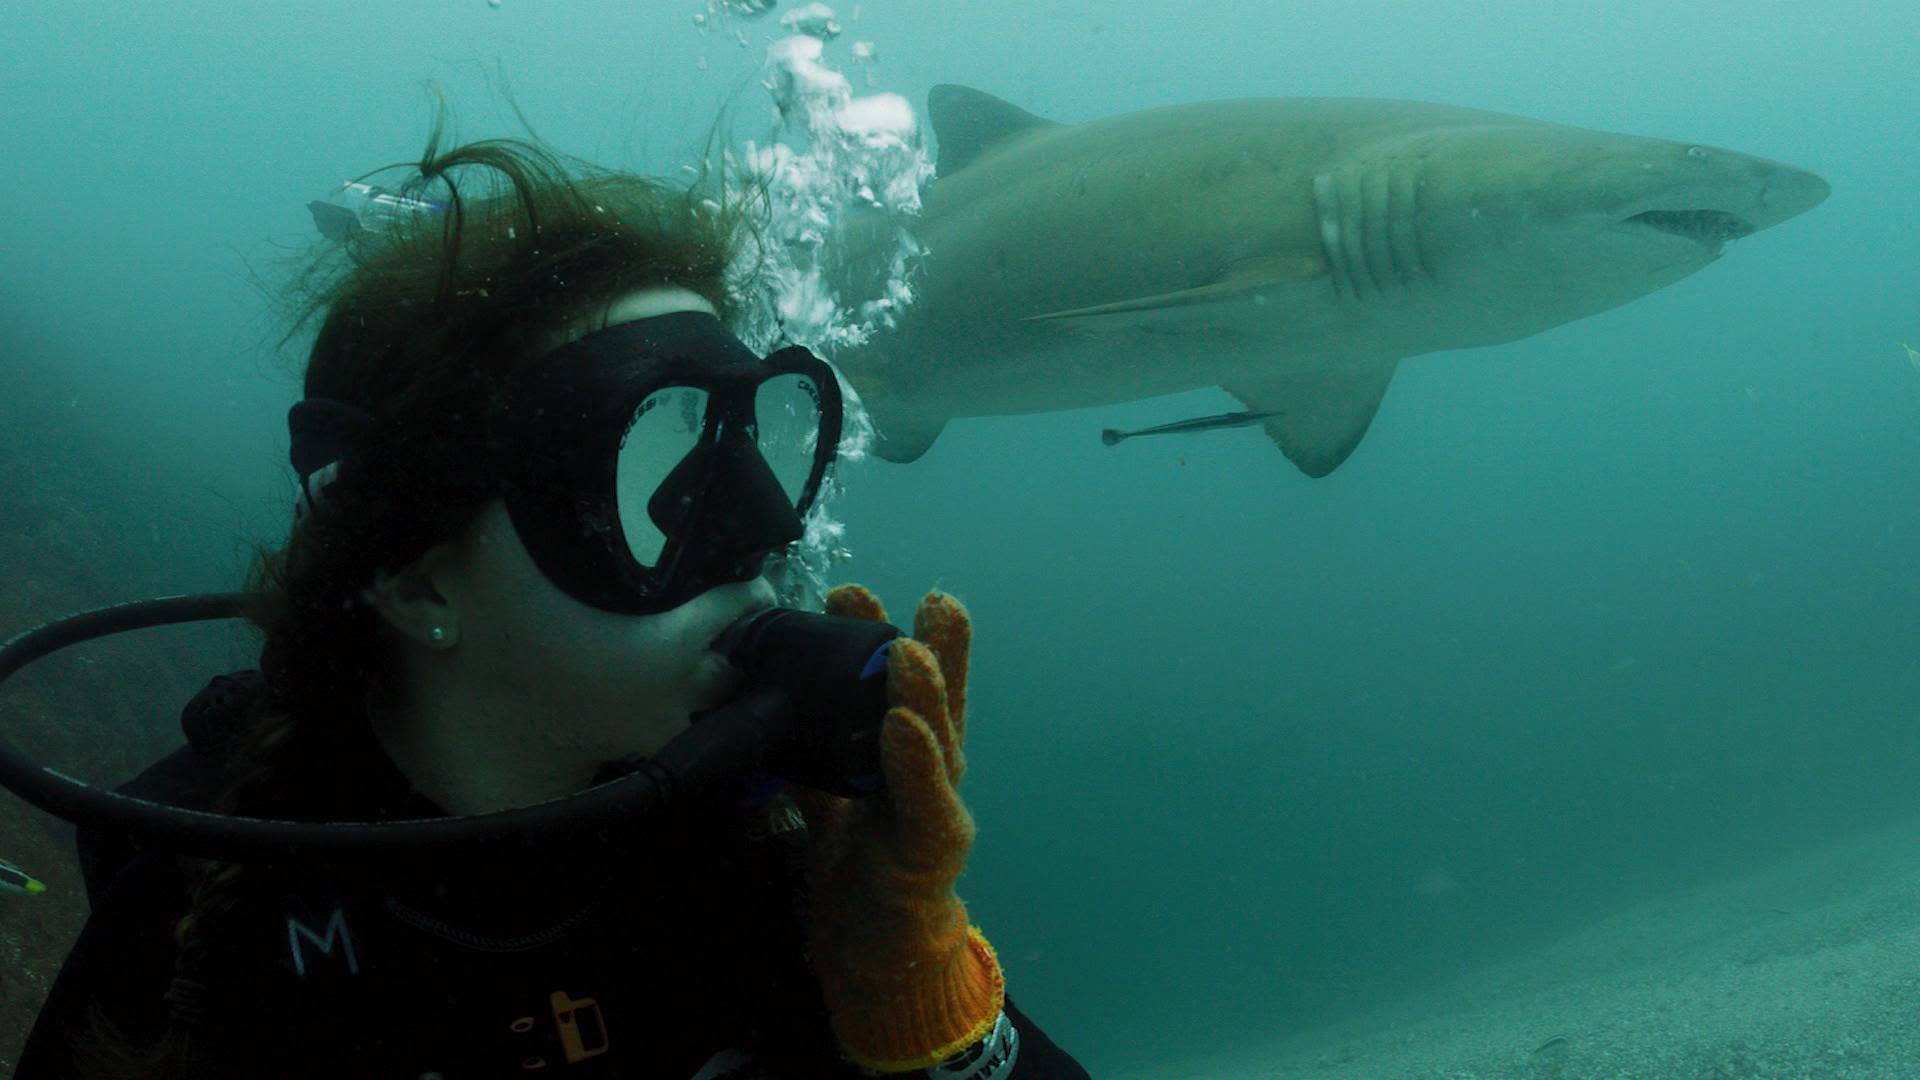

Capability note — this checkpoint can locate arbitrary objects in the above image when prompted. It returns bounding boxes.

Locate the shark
[830,85,1829,476]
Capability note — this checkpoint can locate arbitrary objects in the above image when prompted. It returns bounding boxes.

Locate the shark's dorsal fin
[1023,253,1327,323]
[1224,360,1400,478]
[929,85,1058,177]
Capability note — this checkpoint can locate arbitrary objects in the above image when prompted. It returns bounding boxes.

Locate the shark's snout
[1610,152,1826,255]
[1761,166,1830,219]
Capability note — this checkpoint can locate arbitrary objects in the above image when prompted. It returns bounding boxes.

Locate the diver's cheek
[688,649,745,706]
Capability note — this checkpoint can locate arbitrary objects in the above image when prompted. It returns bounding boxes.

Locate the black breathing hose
[0,594,901,864]
[0,595,727,863]
[1,593,903,863]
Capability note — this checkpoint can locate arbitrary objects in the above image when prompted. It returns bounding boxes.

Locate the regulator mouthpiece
[709,607,900,797]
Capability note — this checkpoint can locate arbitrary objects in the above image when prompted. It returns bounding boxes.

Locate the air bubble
[781,3,842,40]
[727,18,933,606]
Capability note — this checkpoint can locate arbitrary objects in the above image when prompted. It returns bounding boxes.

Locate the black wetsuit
[18,675,1091,1079]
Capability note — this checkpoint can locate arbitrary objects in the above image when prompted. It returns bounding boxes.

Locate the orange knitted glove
[792,585,1006,1073]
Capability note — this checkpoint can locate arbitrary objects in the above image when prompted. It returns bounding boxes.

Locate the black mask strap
[288,398,375,511]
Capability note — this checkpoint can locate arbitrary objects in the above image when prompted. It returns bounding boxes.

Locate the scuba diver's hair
[76,107,763,1080]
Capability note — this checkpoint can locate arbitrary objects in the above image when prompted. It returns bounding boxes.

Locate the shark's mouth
[1625,209,1755,250]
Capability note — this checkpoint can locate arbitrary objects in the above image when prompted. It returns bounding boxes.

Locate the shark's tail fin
[1100,428,1127,447]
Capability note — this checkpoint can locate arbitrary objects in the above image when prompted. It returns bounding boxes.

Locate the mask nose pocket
[498,312,844,614]
[646,421,805,581]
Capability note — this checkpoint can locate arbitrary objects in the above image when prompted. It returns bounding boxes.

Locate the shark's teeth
[1627,209,1756,249]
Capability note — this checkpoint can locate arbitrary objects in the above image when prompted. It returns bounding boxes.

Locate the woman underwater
[18,128,1090,1078]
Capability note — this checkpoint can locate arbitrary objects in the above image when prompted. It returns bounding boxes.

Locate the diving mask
[291,311,844,615]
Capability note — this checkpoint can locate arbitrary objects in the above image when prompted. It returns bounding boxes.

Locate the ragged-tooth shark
[831,85,1829,476]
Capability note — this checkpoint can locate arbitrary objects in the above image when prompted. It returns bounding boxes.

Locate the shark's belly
[851,311,1358,420]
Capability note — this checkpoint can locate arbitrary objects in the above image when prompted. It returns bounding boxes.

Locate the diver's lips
[1623,208,1756,250]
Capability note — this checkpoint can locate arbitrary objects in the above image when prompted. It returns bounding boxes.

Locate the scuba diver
[13,130,1090,1079]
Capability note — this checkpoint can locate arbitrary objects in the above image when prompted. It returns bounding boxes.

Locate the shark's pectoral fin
[1225,360,1400,478]
[1023,253,1327,324]
[841,360,949,464]
[869,411,949,464]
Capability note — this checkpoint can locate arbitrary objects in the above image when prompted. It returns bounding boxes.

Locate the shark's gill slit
[1313,173,1356,300]
[1336,170,1376,298]
[1389,164,1430,287]
[1362,167,1400,297]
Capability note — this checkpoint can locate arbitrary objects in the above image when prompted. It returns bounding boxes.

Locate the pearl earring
[429,627,447,644]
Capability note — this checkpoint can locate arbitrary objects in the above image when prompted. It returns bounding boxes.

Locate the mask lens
[617,386,709,567]
[754,373,825,506]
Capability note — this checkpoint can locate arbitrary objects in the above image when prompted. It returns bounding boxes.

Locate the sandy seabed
[1118,818,1920,1080]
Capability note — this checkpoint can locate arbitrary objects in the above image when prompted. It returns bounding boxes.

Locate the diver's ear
[362,546,461,649]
